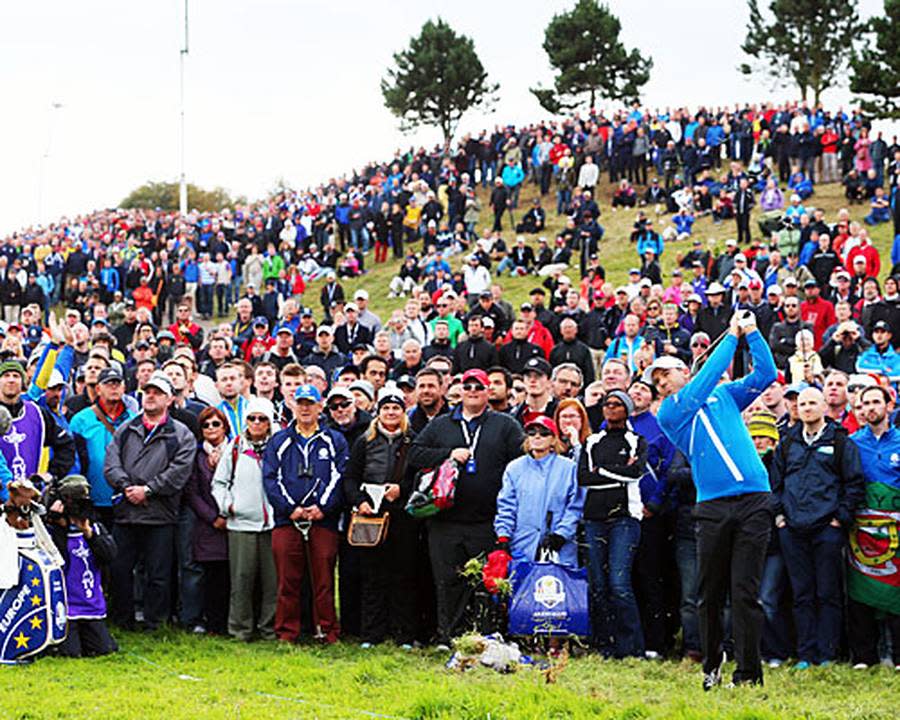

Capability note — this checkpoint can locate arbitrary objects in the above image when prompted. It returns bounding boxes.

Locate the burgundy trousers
[271,524,340,642]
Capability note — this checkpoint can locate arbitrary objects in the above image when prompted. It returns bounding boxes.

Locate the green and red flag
[848,481,900,614]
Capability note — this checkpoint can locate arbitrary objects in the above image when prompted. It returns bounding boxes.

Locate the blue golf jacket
[657,330,777,503]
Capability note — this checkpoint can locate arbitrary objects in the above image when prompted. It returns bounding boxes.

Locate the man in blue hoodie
[652,311,777,689]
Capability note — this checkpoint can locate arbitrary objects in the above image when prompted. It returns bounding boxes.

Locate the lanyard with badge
[460,419,481,474]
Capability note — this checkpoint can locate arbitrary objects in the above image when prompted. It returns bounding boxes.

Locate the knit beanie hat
[747,410,779,442]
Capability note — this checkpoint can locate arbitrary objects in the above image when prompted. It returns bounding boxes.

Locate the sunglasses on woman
[525,427,553,437]
[247,414,269,423]
[201,420,224,429]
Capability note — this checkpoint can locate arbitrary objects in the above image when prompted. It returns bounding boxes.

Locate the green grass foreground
[2,630,897,719]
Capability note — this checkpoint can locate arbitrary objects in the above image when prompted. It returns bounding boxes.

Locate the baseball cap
[524,415,559,437]
[144,371,173,396]
[326,386,354,404]
[395,374,415,390]
[706,282,726,295]
[784,381,810,398]
[643,356,688,384]
[873,320,892,332]
[46,369,66,388]
[460,368,489,387]
[275,325,294,336]
[98,367,124,385]
[253,316,269,327]
[523,357,552,377]
[345,302,359,313]
[803,278,818,287]
[783,277,799,287]
[294,384,323,403]
[768,285,783,296]
[520,302,534,311]
[317,325,334,336]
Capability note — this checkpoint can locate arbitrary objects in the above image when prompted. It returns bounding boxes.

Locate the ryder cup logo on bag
[533,574,565,609]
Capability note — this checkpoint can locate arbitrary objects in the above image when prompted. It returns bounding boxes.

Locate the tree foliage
[530,0,652,114]
[381,18,498,147]
[850,0,900,118]
[119,182,243,212]
[740,0,862,104]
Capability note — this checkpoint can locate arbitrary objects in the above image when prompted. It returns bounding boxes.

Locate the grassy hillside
[321,177,893,323]
[7,630,897,719]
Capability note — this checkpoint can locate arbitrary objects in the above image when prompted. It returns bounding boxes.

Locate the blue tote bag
[507,551,590,638]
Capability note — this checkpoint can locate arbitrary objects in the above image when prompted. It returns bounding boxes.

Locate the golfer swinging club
[650,310,776,690]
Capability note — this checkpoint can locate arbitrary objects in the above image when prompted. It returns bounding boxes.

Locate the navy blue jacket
[771,420,866,529]
[262,424,349,529]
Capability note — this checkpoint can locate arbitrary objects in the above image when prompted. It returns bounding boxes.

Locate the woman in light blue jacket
[494,415,583,567]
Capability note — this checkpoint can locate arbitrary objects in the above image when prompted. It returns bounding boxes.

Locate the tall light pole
[179,0,189,215]
[37,102,64,225]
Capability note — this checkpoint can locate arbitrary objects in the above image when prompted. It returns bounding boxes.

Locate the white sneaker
[435,643,450,652]
[767,659,783,668]
[644,650,661,660]
[192,624,206,635]
[702,651,726,691]
[852,662,869,670]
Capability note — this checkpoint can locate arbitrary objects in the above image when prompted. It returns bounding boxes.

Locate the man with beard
[486,366,514,413]
[408,368,448,432]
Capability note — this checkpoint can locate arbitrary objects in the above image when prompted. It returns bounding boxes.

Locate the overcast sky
[0,0,886,234]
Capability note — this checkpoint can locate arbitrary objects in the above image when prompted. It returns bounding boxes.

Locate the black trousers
[199,560,230,635]
[57,619,118,657]
[736,213,752,244]
[110,523,175,630]
[359,511,419,644]
[695,492,771,684]
[848,598,900,666]
[635,513,676,654]
[427,520,495,643]
[338,536,363,637]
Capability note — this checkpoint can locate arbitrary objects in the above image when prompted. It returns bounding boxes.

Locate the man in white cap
[104,370,197,631]
[652,312,777,690]
[353,289,382,334]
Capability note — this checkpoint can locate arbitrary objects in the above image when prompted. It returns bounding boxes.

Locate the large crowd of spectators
[2,99,899,684]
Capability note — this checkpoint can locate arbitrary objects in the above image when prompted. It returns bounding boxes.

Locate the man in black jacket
[696,283,733,342]
[409,368,524,644]
[550,318,596,386]
[499,319,544,374]
[453,316,499,372]
[734,178,754,245]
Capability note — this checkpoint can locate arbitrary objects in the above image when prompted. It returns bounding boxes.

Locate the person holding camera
[654,311,777,690]
[262,384,348,644]
[47,474,118,657]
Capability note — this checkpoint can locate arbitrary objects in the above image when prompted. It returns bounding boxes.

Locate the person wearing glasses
[578,390,647,659]
[70,366,136,529]
[185,406,231,635]
[493,415,582,571]
[323,384,372,638]
[211,397,277,641]
[409,368,524,646]
[262,384,348,644]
